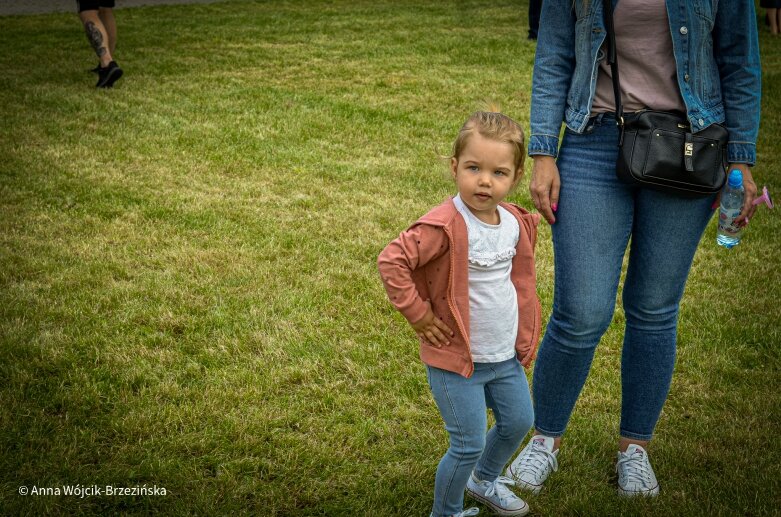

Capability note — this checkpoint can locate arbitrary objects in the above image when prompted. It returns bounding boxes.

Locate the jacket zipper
[444,226,473,377]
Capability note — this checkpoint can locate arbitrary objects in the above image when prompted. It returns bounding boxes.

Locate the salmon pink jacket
[378,197,542,378]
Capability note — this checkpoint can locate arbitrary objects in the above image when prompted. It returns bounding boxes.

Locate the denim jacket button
[679,26,688,35]
[698,118,705,126]
[684,73,690,82]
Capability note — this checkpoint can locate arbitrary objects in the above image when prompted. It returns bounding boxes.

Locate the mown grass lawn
[0,1,779,515]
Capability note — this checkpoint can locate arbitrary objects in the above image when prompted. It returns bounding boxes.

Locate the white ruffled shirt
[453,195,520,363]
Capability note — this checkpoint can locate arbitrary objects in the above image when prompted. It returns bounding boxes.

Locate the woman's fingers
[530,156,560,224]
[534,183,554,223]
[550,173,561,214]
[733,166,758,226]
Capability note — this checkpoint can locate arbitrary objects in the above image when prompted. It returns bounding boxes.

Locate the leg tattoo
[84,21,107,58]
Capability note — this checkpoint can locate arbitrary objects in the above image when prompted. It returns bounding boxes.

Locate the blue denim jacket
[529,0,761,165]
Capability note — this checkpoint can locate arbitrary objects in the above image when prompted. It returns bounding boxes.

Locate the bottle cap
[728,169,743,188]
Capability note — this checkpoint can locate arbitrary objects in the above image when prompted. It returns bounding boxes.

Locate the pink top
[591,0,685,114]
[377,198,541,378]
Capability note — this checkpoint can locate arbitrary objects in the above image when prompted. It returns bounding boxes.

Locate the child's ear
[512,168,524,188]
[450,157,458,179]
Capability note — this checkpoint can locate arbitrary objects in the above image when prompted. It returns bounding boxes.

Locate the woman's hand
[411,303,454,348]
[529,155,561,224]
[730,164,758,227]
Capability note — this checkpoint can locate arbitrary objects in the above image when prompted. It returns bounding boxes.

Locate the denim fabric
[427,359,533,517]
[531,114,715,441]
[528,0,761,164]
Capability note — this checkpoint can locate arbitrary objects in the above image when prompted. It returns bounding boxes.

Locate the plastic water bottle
[716,169,745,248]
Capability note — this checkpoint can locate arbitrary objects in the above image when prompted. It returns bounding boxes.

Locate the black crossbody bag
[602,0,727,197]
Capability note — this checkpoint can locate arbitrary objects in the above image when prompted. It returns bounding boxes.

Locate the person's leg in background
[98,6,117,55]
[767,8,779,35]
[77,0,122,87]
[775,9,781,36]
[528,0,542,40]
[79,8,113,68]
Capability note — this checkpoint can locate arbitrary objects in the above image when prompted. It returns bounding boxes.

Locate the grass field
[0,1,779,515]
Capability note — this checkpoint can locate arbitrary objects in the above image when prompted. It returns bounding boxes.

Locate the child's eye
[495,170,508,176]
[468,166,479,172]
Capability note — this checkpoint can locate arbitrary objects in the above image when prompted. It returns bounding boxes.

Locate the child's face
[451,132,519,225]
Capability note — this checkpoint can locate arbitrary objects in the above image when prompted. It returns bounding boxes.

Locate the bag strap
[602,0,624,130]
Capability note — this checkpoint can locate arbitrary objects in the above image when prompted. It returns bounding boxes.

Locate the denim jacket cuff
[727,142,757,166]
[528,134,560,159]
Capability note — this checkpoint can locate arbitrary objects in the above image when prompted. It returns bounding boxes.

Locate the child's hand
[411,304,454,348]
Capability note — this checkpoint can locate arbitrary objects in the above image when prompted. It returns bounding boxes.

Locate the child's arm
[378,224,454,348]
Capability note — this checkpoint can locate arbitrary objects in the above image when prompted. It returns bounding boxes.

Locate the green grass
[0,1,779,515]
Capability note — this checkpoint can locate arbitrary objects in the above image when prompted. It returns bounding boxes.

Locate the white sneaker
[505,435,559,494]
[616,444,660,497]
[466,473,529,516]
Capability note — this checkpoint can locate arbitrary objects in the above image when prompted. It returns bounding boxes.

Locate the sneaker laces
[453,508,480,517]
[484,476,519,507]
[518,441,558,476]
[617,452,654,487]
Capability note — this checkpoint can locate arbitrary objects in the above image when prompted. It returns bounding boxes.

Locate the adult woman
[505,0,761,497]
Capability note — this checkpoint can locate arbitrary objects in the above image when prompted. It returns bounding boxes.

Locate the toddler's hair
[451,109,526,180]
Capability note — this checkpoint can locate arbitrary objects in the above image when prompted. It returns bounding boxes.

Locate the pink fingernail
[551,203,558,212]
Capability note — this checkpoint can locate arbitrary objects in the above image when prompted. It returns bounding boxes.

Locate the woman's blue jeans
[533,113,716,441]
[427,358,533,517]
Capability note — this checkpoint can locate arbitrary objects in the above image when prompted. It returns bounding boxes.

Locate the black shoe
[96,61,123,88]
[90,63,101,74]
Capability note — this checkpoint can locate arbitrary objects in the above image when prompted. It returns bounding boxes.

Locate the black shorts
[77,0,115,12]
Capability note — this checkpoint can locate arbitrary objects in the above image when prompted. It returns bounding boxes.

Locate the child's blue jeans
[426,358,533,517]
[532,113,716,441]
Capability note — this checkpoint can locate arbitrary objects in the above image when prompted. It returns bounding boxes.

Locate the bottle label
[718,207,742,235]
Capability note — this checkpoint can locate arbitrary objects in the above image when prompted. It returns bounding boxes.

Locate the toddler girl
[378,111,541,517]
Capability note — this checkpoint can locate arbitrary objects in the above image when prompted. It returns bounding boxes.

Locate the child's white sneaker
[505,435,558,494]
[616,444,660,497]
[465,473,529,516]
